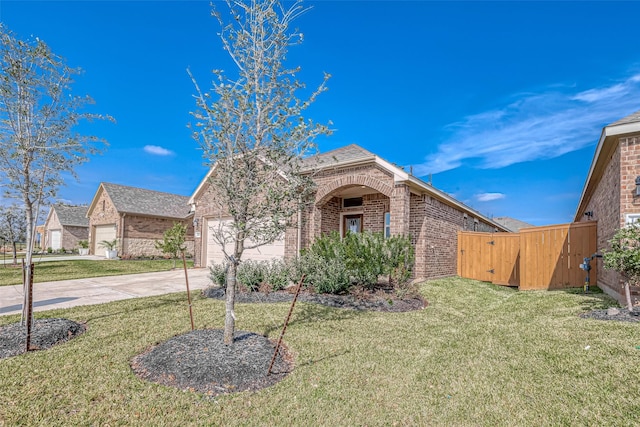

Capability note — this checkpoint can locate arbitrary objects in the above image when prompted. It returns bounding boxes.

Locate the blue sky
[2,1,640,226]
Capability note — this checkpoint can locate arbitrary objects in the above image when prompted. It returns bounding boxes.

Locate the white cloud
[144,145,174,156]
[475,192,505,202]
[414,73,640,176]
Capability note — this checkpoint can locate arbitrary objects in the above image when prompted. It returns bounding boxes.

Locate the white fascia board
[374,156,409,181]
[189,163,217,205]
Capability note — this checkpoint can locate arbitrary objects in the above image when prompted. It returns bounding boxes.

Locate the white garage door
[50,230,61,250]
[205,218,285,267]
[94,224,116,256]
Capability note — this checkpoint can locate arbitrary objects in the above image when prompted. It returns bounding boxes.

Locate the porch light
[636,176,640,196]
[193,218,199,228]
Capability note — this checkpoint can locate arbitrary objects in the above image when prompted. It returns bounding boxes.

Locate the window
[384,212,391,238]
[343,197,363,208]
[625,213,640,225]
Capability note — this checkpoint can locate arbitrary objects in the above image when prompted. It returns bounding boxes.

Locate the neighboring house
[493,217,534,232]
[43,205,89,251]
[35,225,45,251]
[190,144,509,280]
[87,183,194,257]
[575,109,640,305]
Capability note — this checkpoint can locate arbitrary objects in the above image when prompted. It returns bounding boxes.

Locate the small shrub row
[209,259,290,292]
[209,231,414,296]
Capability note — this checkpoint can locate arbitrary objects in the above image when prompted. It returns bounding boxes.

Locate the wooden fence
[457,222,597,290]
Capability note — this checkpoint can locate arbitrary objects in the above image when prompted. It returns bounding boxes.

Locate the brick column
[390,184,410,236]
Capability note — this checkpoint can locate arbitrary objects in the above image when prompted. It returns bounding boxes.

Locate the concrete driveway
[0,268,212,317]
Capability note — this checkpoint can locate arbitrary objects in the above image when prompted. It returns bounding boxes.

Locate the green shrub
[385,234,415,286]
[302,231,415,294]
[237,260,265,292]
[263,259,290,291]
[209,262,227,287]
[296,252,351,294]
[342,231,386,287]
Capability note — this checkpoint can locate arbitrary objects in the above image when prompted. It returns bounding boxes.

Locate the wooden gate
[457,222,597,290]
[457,232,520,285]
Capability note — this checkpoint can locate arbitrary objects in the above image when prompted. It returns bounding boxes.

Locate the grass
[0,259,194,286]
[1,277,639,426]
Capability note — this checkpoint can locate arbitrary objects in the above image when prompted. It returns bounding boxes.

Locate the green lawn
[0,259,194,286]
[1,277,639,426]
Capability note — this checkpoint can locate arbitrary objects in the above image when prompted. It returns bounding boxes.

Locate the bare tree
[0,25,112,326]
[189,0,330,344]
[0,204,27,265]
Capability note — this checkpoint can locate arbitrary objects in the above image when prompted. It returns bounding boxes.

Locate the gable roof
[301,144,376,169]
[52,205,89,227]
[493,216,534,232]
[574,109,640,221]
[305,144,510,232]
[88,183,192,219]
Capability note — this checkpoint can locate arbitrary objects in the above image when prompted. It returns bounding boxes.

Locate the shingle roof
[102,183,191,219]
[608,109,640,127]
[301,144,376,170]
[492,217,533,232]
[54,205,89,227]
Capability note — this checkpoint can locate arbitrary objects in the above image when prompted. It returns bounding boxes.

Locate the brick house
[575,109,640,305]
[190,144,508,280]
[42,205,89,251]
[87,183,194,257]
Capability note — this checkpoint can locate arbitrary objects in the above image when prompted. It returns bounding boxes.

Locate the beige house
[87,183,194,257]
[42,205,89,251]
[575,109,640,305]
[190,144,509,280]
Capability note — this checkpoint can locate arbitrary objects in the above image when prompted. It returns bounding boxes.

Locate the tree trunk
[624,281,634,312]
[12,241,17,266]
[21,200,34,326]
[223,261,237,345]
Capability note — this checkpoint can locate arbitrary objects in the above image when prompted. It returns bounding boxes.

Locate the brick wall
[121,215,194,257]
[362,193,389,234]
[62,226,88,250]
[579,135,640,305]
[320,197,340,235]
[88,188,120,254]
[580,141,621,301]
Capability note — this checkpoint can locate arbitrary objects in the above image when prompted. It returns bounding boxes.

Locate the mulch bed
[0,318,85,360]
[579,307,640,323]
[202,286,428,313]
[131,329,292,397]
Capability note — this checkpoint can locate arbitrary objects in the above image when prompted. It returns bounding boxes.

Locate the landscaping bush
[302,231,415,294]
[263,259,290,291]
[209,262,227,287]
[385,234,414,286]
[295,252,351,294]
[237,260,266,292]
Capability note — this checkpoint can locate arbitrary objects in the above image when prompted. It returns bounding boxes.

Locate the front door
[343,214,363,237]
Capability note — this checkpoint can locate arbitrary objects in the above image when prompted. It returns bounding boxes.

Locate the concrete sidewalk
[0,268,212,317]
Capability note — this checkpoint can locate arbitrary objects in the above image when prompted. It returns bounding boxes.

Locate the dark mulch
[579,307,640,323]
[131,329,292,397]
[0,318,86,360]
[202,286,428,312]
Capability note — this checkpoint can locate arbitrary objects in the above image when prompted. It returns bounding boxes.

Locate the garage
[205,218,284,266]
[50,230,61,250]
[93,224,116,256]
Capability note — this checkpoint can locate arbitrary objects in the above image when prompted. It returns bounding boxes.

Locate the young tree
[0,25,111,325]
[603,224,640,311]
[155,222,187,269]
[189,0,330,344]
[0,204,27,265]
